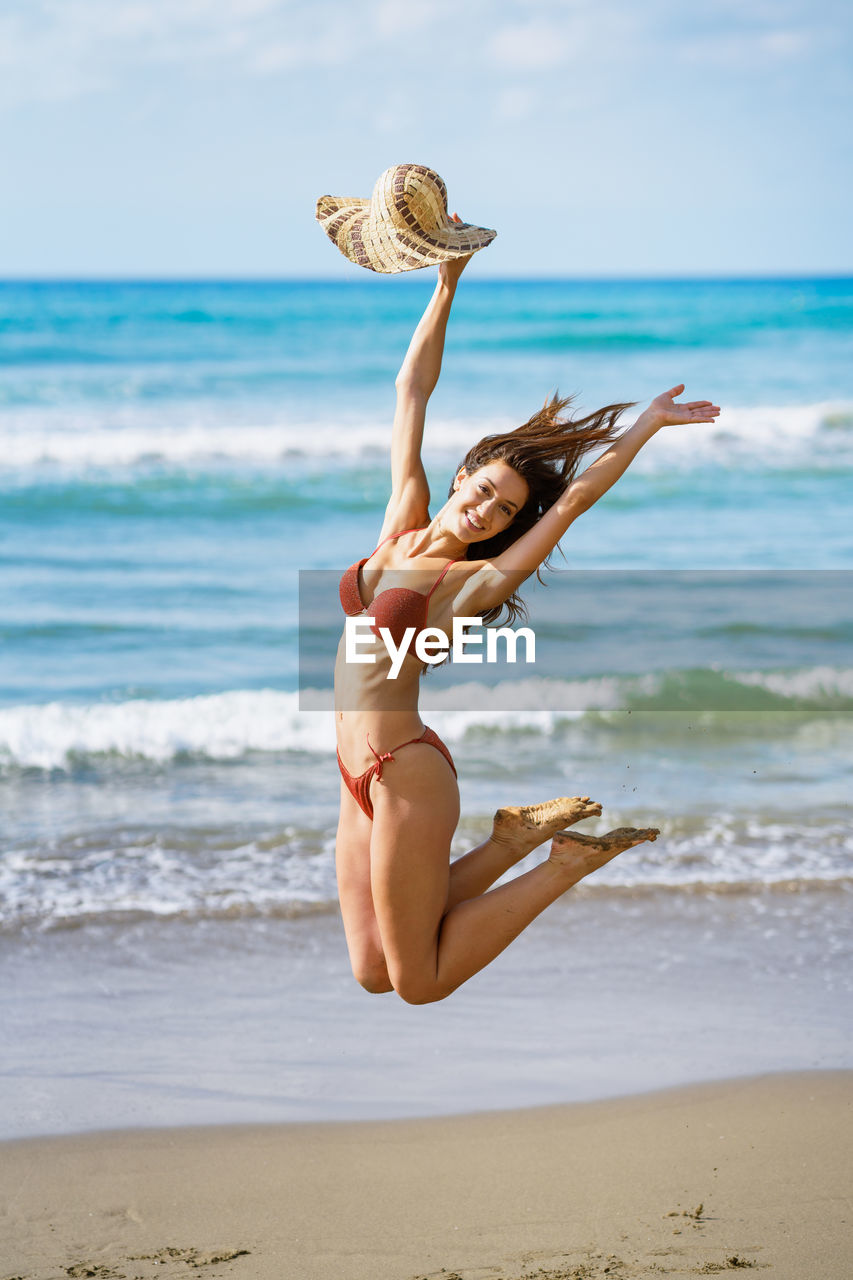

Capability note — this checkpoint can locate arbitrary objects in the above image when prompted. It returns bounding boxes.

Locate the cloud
[759,29,810,57]
[0,0,844,114]
[0,0,365,106]
[677,23,814,69]
[0,0,498,109]
[371,0,458,38]
[486,20,574,71]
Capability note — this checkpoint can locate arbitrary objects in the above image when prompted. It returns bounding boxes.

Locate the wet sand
[2,1071,850,1280]
[4,890,850,1141]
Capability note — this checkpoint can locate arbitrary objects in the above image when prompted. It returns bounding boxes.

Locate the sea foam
[0,400,850,475]
[2,810,850,933]
[2,668,850,772]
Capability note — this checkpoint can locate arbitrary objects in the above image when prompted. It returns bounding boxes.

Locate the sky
[1,0,851,278]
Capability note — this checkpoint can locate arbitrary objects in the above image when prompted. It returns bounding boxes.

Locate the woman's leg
[446,795,602,909]
[336,771,597,990]
[335,781,393,993]
[369,746,656,1004]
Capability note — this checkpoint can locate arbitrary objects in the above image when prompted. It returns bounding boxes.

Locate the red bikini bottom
[336,725,457,822]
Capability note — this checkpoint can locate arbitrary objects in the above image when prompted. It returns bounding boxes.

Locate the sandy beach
[2,1071,850,1280]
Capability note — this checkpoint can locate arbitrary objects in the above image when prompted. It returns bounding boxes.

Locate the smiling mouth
[465,513,485,533]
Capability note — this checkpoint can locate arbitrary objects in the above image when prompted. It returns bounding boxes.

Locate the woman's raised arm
[380,243,472,537]
[481,386,720,587]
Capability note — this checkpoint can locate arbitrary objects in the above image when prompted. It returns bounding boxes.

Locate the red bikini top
[339,527,458,650]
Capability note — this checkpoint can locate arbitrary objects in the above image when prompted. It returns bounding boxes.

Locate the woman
[334,246,720,1004]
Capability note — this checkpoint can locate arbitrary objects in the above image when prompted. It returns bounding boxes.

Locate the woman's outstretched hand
[646,384,721,429]
[438,213,475,287]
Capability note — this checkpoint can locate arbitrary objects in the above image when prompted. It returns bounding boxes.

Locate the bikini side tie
[366,734,395,782]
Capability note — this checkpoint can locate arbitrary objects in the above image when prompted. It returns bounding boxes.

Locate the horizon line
[1,271,851,285]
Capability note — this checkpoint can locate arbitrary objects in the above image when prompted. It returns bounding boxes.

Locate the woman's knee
[350,944,446,1001]
[351,954,394,995]
[389,966,452,1006]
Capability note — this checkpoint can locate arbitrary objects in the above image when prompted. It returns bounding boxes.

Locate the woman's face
[451,460,529,543]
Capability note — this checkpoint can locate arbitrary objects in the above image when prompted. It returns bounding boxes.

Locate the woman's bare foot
[491,796,602,860]
[548,826,659,882]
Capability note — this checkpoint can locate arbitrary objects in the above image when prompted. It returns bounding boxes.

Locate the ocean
[1,277,851,1137]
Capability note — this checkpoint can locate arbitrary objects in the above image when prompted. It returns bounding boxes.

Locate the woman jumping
[334,247,720,1004]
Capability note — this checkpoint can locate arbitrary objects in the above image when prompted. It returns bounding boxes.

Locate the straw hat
[315,164,496,273]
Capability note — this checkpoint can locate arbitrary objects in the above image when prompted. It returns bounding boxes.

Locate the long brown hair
[451,392,635,624]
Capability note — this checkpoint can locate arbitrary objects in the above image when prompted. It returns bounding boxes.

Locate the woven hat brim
[315,194,368,225]
[315,197,496,274]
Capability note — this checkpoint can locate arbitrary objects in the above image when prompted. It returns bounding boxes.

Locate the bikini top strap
[424,558,459,603]
[364,527,427,565]
[363,529,458,599]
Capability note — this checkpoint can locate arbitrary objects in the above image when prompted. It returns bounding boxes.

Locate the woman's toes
[548,825,660,877]
[492,795,602,852]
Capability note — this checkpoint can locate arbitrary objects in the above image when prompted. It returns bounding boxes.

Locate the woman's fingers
[653,384,720,424]
[667,390,719,407]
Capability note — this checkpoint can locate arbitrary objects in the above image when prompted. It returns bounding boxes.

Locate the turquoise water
[1,278,851,930]
[1,276,851,1141]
